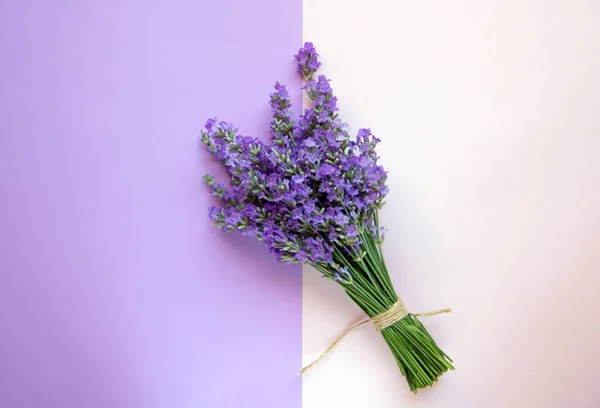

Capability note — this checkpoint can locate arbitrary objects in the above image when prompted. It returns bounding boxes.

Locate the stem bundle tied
[301,297,452,392]
[309,215,454,393]
[202,42,454,393]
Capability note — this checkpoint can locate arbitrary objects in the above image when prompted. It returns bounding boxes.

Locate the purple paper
[0,1,302,407]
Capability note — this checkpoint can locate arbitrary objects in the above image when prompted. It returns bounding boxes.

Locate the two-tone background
[1,1,599,407]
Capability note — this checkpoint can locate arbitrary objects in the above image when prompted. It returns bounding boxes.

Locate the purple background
[0,1,302,407]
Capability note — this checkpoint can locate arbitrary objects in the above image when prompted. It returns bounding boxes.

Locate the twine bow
[300,298,451,374]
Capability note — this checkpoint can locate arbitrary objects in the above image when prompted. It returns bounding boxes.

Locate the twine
[300,298,451,374]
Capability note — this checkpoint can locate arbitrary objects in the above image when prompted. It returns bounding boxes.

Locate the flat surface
[0,2,302,407]
[303,1,600,407]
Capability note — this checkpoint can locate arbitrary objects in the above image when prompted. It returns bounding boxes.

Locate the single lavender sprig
[269,81,296,148]
[295,41,321,80]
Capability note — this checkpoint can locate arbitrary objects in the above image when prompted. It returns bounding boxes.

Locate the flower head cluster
[294,42,321,80]
[202,42,388,269]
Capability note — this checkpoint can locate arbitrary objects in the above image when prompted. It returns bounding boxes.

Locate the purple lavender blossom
[345,225,359,239]
[201,43,388,267]
[332,212,349,226]
[333,266,352,283]
[295,42,321,80]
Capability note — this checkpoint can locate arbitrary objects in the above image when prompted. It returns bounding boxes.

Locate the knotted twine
[300,297,451,374]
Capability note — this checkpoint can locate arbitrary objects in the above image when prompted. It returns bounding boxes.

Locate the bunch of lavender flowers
[201,42,453,392]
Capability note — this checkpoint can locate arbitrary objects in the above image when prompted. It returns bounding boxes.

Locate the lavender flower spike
[295,41,321,80]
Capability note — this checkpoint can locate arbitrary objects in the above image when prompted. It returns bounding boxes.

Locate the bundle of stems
[202,42,453,392]
[313,213,454,392]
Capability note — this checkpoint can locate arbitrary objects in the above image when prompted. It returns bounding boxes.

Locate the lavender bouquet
[201,43,453,392]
